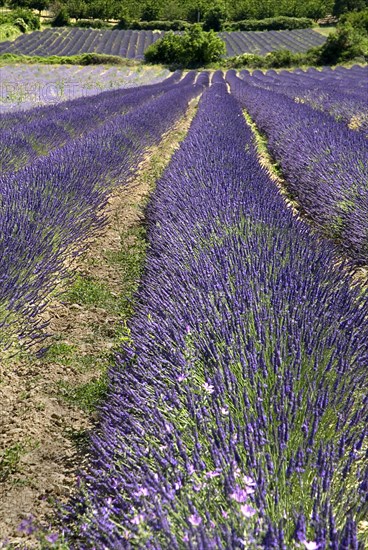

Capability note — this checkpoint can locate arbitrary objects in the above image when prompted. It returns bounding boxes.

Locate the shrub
[203,4,227,31]
[73,19,109,28]
[229,49,308,69]
[77,52,125,64]
[14,17,28,32]
[126,19,191,31]
[225,16,314,31]
[144,24,226,67]
[141,2,161,22]
[340,8,368,33]
[333,0,367,16]
[315,8,368,63]
[0,8,40,30]
[318,22,368,63]
[3,8,41,29]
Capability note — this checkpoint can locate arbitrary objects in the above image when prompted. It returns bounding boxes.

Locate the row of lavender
[0,28,164,59]
[220,29,326,56]
[0,27,327,58]
[0,72,207,350]
[0,70,182,173]
[62,76,367,548]
[239,65,368,134]
[0,64,169,113]
[227,70,368,265]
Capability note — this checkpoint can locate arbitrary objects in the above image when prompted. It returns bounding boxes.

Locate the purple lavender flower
[188,513,202,527]
[240,504,256,518]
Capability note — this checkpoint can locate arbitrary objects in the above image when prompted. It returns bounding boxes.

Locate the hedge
[224,17,314,32]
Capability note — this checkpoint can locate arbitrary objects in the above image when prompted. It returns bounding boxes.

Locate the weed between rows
[0,444,25,483]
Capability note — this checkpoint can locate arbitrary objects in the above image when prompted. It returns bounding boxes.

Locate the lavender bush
[0,71,183,173]
[227,70,368,266]
[239,66,368,135]
[62,76,367,548]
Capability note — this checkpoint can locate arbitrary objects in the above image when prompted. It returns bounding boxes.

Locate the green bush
[225,16,314,31]
[0,22,22,41]
[141,2,161,22]
[0,8,40,30]
[145,24,226,67]
[114,13,130,29]
[77,52,126,64]
[203,4,227,31]
[126,19,191,31]
[229,49,314,69]
[340,8,368,33]
[333,0,367,16]
[315,8,368,63]
[73,19,109,28]
[318,22,368,63]
[14,17,28,32]
[15,8,40,29]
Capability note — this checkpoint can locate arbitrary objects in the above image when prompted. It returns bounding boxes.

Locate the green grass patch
[106,225,148,317]
[313,25,336,37]
[0,443,25,482]
[241,109,283,180]
[44,342,77,365]
[57,375,108,413]
[66,274,114,309]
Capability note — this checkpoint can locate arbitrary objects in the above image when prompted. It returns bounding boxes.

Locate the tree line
[1,0,367,22]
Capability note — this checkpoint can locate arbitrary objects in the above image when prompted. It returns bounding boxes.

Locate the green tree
[145,23,226,66]
[319,20,367,60]
[66,0,87,20]
[52,4,70,25]
[186,0,209,22]
[161,0,186,20]
[333,0,368,15]
[87,0,112,20]
[141,2,161,20]
[303,0,335,19]
[233,1,256,19]
[111,3,130,23]
[276,0,300,16]
[203,2,227,30]
[340,6,368,29]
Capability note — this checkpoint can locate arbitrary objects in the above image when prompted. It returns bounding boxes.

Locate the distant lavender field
[0,64,169,112]
[0,27,327,59]
[220,28,326,56]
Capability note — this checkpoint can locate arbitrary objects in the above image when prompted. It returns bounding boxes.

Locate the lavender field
[0,64,169,112]
[220,29,326,56]
[0,27,327,59]
[0,67,367,548]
